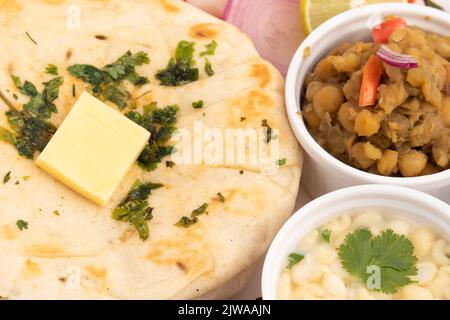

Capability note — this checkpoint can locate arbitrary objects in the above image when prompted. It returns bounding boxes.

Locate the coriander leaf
[287,253,304,269]
[192,100,204,109]
[53,210,60,216]
[126,104,179,171]
[6,109,56,159]
[0,126,16,145]
[3,171,11,184]
[204,58,214,76]
[175,41,195,65]
[276,158,287,166]
[67,64,104,88]
[103,84,129,110]
[45,64,59,75]
[321,229,331,243]
[16,219,28,231]
[20,81,38,97]
[112,180,163,241]
[11,75,21,87]
[338,228,418,294]
[175,216,198,228]
[200,40,218,57]
[68,51,150,110]
[175,203,209,228]
[192,203,208,217]
[217,192,225,202]
[156,41,199,86]
[261,119,273,143]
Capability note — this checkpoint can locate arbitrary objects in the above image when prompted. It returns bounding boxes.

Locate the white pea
[324,214,352,239]
[329,261,349,280]
[431,239,450,266]
[385,219,411,236]
[410,228,435,258]
[298,229,319,251]
[401,285,434,300]
[322,274,347,300]
[277,271,292,300]
[291,283,325,300]
[412,262,438,285]
[315,244,337,265]
[427,268,449,299]
[353,211,383,228]
[291,254,326,285]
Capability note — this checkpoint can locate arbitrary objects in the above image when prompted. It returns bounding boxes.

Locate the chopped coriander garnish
[68,51,150,110]
[45,64,59,75]
[0,127,15,145]
[176,203,209,228]
[126,103,179,171]
[261,119,272,143]
[22,176,30,181]
[166,160,175,168]
[321,229,331,243]
[192,100,204,109]
[217,192,225,203]
[204,58,214,77]
[11,75,21,87]
[287,253,304,269]
[15,180,20,185]
[276,158,287,166]
[240,117,246,122]
[338,228,417,294]
[3,171,11,184]
[16,219,28,231]
[112,180,163,241]
[200,40,218,57]
[156,41,199,86]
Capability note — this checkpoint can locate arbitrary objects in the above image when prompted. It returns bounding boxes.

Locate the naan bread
[0,0,302,299]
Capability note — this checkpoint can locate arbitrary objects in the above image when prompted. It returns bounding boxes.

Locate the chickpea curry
[302,17,450,177]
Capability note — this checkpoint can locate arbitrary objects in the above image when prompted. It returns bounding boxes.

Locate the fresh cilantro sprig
[156,41,199,86]
[200,40,218,57]
[338,228,418,294]
[126,103,179,171]
[112,180,163,241]
[67,51,150,110]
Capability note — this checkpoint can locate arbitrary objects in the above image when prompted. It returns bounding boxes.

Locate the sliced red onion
[223,0,304,75]
[376,45,419,69]
[184,0,228,17]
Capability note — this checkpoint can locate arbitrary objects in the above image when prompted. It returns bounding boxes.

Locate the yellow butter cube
[36,92,150,206]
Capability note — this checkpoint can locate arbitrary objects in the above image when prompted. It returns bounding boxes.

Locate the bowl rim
[285,3,450,186]
[261,184,450,300]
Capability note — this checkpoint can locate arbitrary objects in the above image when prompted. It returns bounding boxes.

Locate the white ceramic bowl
[285,3,450,203]
[261,184,450,300]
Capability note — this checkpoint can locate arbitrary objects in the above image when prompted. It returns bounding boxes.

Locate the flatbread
[0,0,302,299]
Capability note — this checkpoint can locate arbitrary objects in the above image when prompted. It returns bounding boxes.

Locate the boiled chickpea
[302,103,321,129]
[351,142,375,169]
[315,57,338,81]
[398,150,428,177]
[377,150,399,176]
[313,86,344,118]
[354,110,380,136]
[306,81,325,102]
[363,142,382,161]
[338,102,359,133]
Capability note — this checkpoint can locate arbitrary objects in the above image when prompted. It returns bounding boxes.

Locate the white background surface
[231,0,450,300]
